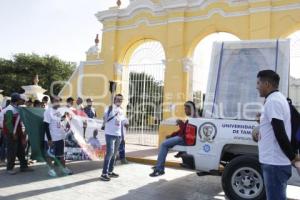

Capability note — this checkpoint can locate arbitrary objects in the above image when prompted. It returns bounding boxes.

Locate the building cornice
[96,1,300,32]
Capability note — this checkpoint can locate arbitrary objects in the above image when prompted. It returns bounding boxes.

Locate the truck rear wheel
[222,155,265,200]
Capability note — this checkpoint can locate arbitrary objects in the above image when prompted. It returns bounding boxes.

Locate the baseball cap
[10,93,21,102]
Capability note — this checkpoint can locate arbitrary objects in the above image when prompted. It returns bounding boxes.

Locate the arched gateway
[60,0,300,146]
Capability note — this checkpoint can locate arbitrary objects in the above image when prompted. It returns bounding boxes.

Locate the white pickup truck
[171,40,299,200]
[172,118,300,200]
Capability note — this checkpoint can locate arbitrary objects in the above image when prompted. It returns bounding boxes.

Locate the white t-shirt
[259,91,291,165]
[44,107,66,141]
[103,105,126,137]
[88,137,101,149]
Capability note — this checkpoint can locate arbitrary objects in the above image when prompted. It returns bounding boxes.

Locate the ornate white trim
[82,60,104,66]
[96,0,269,22]
[98,2,300,32]
[114,62,124,75]
[182,57,193,72]
[58,62,84,97]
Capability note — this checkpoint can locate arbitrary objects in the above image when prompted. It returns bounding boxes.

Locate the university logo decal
[199,122,217,143]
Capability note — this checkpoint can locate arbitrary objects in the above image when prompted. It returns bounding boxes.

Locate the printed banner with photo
[19,107,105,162]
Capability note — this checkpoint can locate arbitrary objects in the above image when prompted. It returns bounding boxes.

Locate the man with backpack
[100,94,126,181]
[256,70,299,200]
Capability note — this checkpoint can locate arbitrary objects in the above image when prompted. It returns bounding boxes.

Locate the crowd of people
[0,94,129,177]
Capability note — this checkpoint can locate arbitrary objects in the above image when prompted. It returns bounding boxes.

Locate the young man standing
[100,94,126,181]
[3,93,32,174]
[150,101,197,177]
[256,70,298,200]
[44,96,72,177]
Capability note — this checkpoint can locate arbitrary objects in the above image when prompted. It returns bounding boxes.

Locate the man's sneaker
[48,169,57,177]
[120,158,129,164]
[149,170,165,177]
[20,167,34,172]
[108,172,119,178]
[100,174,111,181]
[7,169,17,175]
[0,160,6,166]
[174,151,185,158]
[62,167,73,175]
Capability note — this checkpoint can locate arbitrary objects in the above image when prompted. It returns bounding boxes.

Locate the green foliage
[0,53,75,96]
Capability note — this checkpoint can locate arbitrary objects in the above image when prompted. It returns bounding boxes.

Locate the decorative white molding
[86,45,100,56]
[58,62,84,97]
[114,62,124,75]
[182,57,193,72]
[82,60,104,66]
[97,1,300,32]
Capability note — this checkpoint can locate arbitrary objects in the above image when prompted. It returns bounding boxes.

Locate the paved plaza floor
[0,161,300,200]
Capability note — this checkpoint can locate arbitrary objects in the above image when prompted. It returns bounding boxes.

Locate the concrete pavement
[1,161,300,200]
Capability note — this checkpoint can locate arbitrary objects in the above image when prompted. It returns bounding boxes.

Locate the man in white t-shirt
[100,94,126,181]
[256,70,298,200]
[44,96,72,177]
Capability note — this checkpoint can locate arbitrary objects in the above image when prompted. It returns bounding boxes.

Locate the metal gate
[123,63,165,146]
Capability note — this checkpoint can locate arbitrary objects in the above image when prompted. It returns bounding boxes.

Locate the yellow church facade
[60,0,300,144]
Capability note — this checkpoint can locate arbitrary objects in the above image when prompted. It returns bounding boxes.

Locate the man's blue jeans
[261,164,292,200]
[102,135,121,175]
[155,136,185,172]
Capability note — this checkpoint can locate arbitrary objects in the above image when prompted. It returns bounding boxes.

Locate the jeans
[119,133,125,160]
[102,134,121,175]
[0,133,7,161]
[155,136,185,171]
[6,135,27,170]
[261,164,292,200]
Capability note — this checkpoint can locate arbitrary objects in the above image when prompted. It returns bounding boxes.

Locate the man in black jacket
[256,70,298,200]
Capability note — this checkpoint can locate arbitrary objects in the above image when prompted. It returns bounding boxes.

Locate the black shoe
[149,170,165,177]
[174,152,185,158]
[100,174,111,181]
[108,172,119,178]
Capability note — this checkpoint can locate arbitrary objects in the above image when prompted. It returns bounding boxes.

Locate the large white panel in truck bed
[203,40,290,120]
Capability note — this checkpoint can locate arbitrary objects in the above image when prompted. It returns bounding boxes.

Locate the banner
[19,107,105,162]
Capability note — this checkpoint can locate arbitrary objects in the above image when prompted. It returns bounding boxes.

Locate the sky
[0,0,299,84]
[0,0,129,64]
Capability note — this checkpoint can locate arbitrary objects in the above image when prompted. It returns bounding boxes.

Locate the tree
[127,72,164,128]
[0,53,75,96]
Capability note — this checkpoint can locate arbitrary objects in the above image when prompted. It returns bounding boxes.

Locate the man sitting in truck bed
[149,101,197,177]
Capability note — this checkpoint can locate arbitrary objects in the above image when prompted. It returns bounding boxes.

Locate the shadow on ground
[0,160,103,188]
[112,174,226,200]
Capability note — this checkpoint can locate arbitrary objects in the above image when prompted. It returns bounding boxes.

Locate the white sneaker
[48,169,57,177]
[62,167,73,175]
[7,169,17,175]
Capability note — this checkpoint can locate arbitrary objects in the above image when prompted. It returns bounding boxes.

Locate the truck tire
[222,155,265,200]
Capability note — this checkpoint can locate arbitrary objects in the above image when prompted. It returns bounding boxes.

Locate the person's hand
[176,119,184,125]
[252,126,260,143]
[292,154,300,167]
[48,140,53,147]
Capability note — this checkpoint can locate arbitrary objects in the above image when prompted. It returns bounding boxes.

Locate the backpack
[287,98,300,153]
[101,105,115,130]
